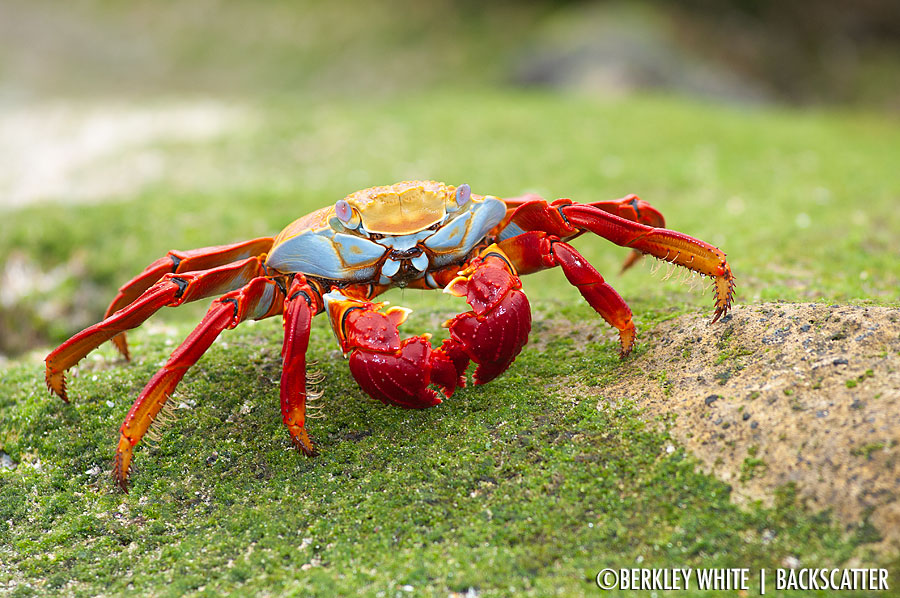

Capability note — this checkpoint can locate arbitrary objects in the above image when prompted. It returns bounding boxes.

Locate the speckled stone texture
[603,303,900,552]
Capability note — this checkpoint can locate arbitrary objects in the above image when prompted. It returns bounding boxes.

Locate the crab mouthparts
[381,248,431,285]
[390,246,424,260]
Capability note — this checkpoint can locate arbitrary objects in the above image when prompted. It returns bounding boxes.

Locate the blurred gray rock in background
[510,4,773,104]
[0,0,897,108]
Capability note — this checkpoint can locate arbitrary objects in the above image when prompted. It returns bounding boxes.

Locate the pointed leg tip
[618,323,636,358]
[711,306,730,324]
[112,333,132,361]
[294,441,319,457]
[289,426,318,457]
[45,370,69,402]
[114,437,133,493]
[113,465,130,493]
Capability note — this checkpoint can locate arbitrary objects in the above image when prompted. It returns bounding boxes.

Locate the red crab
[45,181,734,490]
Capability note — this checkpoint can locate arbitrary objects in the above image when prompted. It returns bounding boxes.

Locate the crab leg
[560,203,734,322]
[280,276,324,456]
[114,276,285,491]
[505,193,665,228]
[503,194,665,273]
[504,199,734,323]
[585,195,666,273]
[586,195,665,228]
[45,256,269,401]
[500,231,636,356]
[104,237,274,359]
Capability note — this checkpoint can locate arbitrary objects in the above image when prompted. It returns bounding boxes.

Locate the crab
[45,180,734,491]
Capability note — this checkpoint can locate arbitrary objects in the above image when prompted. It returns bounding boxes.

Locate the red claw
[348,336,444,409]
[443,253,532,384]
[342,310,469,409]
[446,287,531,383]
[335,248,532,408]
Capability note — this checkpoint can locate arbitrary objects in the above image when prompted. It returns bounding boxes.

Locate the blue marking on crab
[376,230,433,250]
[267,195,506,283]
[425,197,506,267]
[497,221,526,242]
[381,258,402,278]
[266,229,385,281]
[244,281,278,321]
[410,254,429,271]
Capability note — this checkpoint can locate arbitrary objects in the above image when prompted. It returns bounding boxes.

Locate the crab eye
[335,200,352,223]
[333,199,362,229]
[455,183,471,206]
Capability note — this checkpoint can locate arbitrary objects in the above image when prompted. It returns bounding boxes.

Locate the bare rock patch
[601,302,900,551]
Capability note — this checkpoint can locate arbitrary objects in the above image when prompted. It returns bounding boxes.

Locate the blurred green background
[1,2,899,597]
[1,0,899,359]
[3,0,900,105]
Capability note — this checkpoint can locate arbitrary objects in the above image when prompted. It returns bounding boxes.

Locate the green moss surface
[2,323,892,597]
[2,92,899,596]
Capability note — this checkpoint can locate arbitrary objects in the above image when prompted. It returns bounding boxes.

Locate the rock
[601,302,900,551]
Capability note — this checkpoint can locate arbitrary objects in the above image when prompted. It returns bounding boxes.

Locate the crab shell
[266,181,508,285]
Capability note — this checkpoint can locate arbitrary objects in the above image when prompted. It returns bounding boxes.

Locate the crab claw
[339,306,468,409]
[348,336,449,409]
[443,251,532,384]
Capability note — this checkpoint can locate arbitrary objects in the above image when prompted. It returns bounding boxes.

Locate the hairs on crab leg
[662,261,678,281]
[104,237,274,360]
[559,203,735,322]
[114,276,286,491]
[279,275,324,456]
[45,255,270,401]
